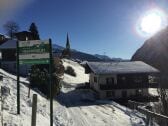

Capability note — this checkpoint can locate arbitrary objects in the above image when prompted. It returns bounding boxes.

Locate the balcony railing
[99,83,159,90]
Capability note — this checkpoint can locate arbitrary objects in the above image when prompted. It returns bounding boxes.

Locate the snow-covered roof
[0,33,10,38]
[0,40,16,49]
[86,61,159,74]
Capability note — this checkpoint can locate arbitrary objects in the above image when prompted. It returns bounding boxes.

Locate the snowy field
[0,59,147,126]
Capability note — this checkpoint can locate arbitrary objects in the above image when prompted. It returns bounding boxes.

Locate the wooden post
[16,40,20,114]
[0,76,3,125]
[31,94,37,126]
[28,85,30,98]
[1,86,3,126]
[49,39,53,126]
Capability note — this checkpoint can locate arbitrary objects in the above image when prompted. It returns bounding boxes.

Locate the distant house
[85,61,159,100]
[0,31,35,75]
[0,33,10,45]
[14,31,35,41]
[0,40,30,75]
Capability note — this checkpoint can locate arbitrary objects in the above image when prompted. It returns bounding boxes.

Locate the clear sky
[0,0,168,59]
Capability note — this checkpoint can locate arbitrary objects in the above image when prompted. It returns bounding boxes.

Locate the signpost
[19,40,50,64]
[16,39,53,126]
[49,39,53,126]
[16,41,20,114]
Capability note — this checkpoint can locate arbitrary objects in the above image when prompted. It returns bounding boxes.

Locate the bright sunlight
[136,9,167,37]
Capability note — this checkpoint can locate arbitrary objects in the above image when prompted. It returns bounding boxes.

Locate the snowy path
[57,83,146,126]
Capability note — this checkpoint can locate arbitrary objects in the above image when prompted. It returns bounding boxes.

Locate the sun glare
[136,9,167,37]
[141,13,161,34]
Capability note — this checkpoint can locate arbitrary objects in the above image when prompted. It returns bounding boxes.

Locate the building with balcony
[85,61,159,100]
[0,31,35,75]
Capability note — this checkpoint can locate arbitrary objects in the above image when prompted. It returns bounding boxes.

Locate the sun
[136,9,167,37]
[141,12,162,34]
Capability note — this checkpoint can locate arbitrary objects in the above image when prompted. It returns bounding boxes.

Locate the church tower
[66,33,70,50]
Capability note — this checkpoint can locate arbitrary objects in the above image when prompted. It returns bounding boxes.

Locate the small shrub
[65,66,76,77]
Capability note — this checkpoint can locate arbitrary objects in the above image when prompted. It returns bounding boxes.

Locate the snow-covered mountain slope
[0,59,147,126]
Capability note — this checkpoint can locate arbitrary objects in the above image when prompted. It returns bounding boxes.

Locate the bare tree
[3,21,19,39]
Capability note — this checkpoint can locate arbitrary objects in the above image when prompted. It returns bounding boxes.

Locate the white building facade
[85,61,159,99]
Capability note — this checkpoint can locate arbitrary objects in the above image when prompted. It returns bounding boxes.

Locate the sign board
[17,39,53,125]
[19,40,50,64]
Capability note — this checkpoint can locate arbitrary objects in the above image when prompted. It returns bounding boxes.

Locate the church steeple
[61,33,71,58]
[66,33,70,50]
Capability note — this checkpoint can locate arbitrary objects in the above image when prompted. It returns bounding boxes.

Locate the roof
[0,40,16,49]
[86,61,159,74]
[0,33,10,39]
[14,31,33,35]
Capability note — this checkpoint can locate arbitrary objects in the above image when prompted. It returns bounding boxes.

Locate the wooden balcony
[99,83,159,90]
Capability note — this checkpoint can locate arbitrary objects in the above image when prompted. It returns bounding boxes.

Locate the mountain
[94,54,111,61]
[52,44,65,51]
[52,44,102,61]
[131,27,168,87]
[94,54,126,61]
[52,44,125,62]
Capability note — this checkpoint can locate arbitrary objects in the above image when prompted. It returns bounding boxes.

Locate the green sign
[19,43,49,54]
[19,59,50,65]
[19,40,50,65]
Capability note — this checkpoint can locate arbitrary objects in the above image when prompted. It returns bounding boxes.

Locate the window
[134,76,142,83]
[148,75,158,83]
[106,91,115,97]
[106,77,114,84]
[122,90,127,98]
[94,76,97,83]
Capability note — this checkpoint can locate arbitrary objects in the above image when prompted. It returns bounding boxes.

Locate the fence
[128,100,168,126]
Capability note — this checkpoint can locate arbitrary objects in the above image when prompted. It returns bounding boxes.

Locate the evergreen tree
[29,59,63,97]
[29,22,40,40]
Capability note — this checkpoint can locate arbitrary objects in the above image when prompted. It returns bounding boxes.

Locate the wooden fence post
[1,86,3,126]
[28,85,30,98]
[31,94,37,126]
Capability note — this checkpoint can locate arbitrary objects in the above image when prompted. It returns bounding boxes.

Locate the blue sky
[0,0,168,59]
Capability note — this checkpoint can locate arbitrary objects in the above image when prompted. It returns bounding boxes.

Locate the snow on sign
[19,40,50,64]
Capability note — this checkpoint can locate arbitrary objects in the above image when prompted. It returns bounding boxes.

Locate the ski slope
[0,59,147,126]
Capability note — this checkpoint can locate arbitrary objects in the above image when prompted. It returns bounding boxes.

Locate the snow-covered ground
[0,59,147,126]
[0,73,50,125]
[63,59,89,84]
